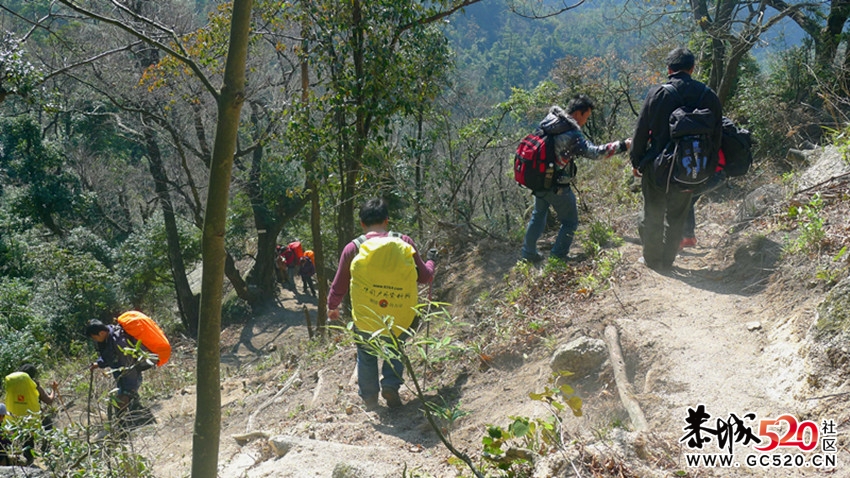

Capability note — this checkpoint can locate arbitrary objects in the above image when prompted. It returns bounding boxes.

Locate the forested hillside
[1,0,849,476]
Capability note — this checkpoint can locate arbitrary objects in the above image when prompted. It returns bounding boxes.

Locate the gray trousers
[639,168,694,268]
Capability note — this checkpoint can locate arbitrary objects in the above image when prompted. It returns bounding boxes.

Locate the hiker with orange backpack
[327,198,436,409]
[299,252,317,296]
[86,319,155,419]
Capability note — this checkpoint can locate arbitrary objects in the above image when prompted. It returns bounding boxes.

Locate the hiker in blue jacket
[521,94,630,263]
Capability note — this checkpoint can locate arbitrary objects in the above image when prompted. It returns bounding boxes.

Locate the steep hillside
[70,147,850,477]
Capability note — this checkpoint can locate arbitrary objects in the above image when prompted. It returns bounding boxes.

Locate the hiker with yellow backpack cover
[328,198,436,409]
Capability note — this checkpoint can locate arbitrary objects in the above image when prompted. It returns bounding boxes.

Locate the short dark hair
[359,198,389,226]
[18,363,38,379]
[666,47,695,72]
[566,94,595,115]
[85,319,109,337]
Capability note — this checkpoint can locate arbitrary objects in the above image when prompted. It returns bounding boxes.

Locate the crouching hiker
[85,320,154,424]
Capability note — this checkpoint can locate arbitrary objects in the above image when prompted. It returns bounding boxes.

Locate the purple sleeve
[327,241,359,310]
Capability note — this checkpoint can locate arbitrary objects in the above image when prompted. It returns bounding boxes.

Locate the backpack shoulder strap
[352,234,368,249]
[661,83,683,106]
[663,82,708,109]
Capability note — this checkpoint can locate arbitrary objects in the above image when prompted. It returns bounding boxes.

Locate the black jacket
[630,72,723,171]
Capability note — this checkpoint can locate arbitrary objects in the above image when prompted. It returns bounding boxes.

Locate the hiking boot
[521,252,544,264]
[363,395,379,410]
[679,237,697,249]
[638,256,669,272]
[381,388,403,408]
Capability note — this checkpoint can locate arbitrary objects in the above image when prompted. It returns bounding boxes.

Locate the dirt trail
[610,243,812,442]
[129,169,850,477]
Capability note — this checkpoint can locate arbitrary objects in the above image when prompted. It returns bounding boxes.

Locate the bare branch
[508,0,587,20]
[54,0,220,101]
[42,43,141,82]
[399,0,484,32]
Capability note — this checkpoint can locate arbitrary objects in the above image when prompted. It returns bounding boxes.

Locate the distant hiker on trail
[327,198,436,409]
[280,241,301,290]
[4,364,59,464]
[299,253,316,297]
[630,47,722,271]
[86,319,154,418]
[274,244,288,284]
[521,94,631,263]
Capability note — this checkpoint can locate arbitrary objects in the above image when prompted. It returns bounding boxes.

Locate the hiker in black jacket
[630,47,723,271]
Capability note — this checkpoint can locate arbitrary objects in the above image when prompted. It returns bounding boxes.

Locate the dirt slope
[125,150,850,477]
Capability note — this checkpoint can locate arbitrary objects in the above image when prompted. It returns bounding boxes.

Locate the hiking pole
[424,280,433,356]
[86,368,93,444]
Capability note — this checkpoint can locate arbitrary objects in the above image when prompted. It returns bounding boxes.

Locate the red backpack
[514,130,557,192]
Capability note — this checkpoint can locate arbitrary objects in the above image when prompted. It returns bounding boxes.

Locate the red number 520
[753,414,819,452]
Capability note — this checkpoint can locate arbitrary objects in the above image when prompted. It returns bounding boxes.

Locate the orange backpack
[116,311,172,366]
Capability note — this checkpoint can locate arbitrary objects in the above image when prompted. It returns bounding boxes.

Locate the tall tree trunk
[143,126,200,336]
[414,107,425,238]
[716,43,748,104]
[246,108,280,305]
[338,0,367,249]
[300,16,328,335]
[815,0,850,75]
[192,0,252,476]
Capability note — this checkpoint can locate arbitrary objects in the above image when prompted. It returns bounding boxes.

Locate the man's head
[359,198,390,227]
[18,363,38,380]
[566,94,595,127]
[85,319,110,343]
[666,47,696,74]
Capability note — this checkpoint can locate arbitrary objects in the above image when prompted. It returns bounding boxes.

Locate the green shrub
[115,212,201,313]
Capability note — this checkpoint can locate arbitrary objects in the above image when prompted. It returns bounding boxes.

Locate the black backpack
[720,117,753,177]
[654,84,718,190]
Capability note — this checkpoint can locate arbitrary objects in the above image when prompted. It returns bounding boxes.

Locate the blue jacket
[540,106,622,182]
[94,324,139,371]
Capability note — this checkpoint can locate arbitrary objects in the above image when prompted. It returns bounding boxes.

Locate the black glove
[427,248,438,262]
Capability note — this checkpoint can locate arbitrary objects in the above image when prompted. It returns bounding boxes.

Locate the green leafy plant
[577,249,622,292]
[481,371,582,473]
[787,193,826,253]
[816,246,848,286]
[579,220,623,258]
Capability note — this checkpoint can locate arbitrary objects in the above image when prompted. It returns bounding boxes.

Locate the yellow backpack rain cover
[116,310,172,366]
[349,233,418,337]
[4,371,40,416]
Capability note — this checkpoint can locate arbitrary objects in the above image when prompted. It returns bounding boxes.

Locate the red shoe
[679,237,697,249]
